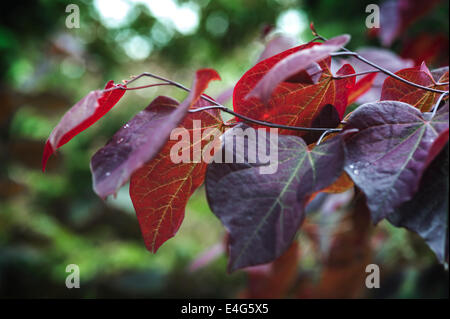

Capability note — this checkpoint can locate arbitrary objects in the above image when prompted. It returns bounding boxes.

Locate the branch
[189,105,343,133]
[311,31,448,94]
[431,92,449,118]
[331,52,448,94]
[332,70,380,80]
[112,72,343,133]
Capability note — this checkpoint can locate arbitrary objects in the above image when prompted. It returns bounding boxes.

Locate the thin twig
[331,52,448,94]
[311,30,448,95]
[430,92,449,118]
[103,82,171,92]
[316,130,334,145]
[118,72,344,133]
[332,70,380,80]
[190,105,343,133]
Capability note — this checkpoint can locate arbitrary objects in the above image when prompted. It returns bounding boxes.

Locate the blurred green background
[0,0,448,298]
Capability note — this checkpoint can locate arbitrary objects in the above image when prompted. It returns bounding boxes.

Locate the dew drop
[353,169,359,175]
[105,172,111,177]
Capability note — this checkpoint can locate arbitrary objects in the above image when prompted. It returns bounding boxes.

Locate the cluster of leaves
[42,31,449,272]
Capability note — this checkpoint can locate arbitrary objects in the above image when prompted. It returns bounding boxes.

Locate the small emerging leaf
[42,80,126,171]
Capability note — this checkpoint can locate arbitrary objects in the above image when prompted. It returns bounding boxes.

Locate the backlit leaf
[42,80,126,171]
[381,62,449,111]
[347,72,377,105]
[129,100,224,253]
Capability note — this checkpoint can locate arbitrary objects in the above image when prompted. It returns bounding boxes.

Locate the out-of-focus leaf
[206,125,346,271]
[381,62,449,111]
[344,101,449,223]
[321,172,354,194]
[388,145,449,264]
[257,34,297,62]
[240,241,299,298]
[401,33,450,66]
[347,47,414,103]
[90,69,221,199]
[42,80,126,171]
[315,193,373,298]
[379,0,442,46]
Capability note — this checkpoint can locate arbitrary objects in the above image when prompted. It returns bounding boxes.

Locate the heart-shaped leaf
[344,101,449,223]
[206,125,346,271]
[129,100,224,253]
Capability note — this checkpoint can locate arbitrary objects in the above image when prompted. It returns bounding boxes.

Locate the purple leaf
[344,101,449,223]
[245,35,350,103]
[91,96,180,199]
[90,69,221,198]
[205,124,346,271]
[388,144,449,264]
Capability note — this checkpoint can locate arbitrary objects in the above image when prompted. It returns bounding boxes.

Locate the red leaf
[400,33,450,66]
[347,72,378,105]
[233,40,354,136]
[42,80,126,171]
[245,35,350,103]
[129,99,224,253]
[381,62,449,111]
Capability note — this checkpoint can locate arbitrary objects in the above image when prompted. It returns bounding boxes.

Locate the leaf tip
[42,140,54,172]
